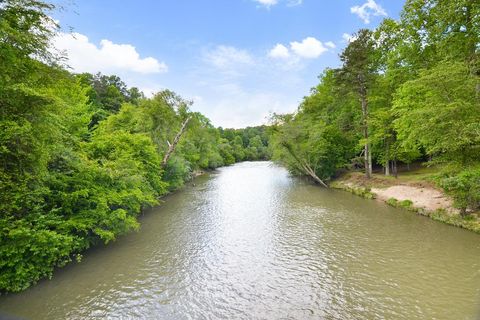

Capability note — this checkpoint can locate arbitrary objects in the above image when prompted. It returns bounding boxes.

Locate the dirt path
[371,185,455,213]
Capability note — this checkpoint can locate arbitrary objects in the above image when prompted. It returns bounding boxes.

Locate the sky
[51,0,405,128]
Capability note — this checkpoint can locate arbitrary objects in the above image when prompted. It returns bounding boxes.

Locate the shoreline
[330,172,480,234]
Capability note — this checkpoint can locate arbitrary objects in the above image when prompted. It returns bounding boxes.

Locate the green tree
[336,29,378,178]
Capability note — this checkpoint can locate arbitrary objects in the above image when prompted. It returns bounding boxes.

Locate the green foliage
[439,167,480,215]
[271,69,358,181]
[163,156,192,191]
[0,0,272,293]
[393,61,480,164]
[219,126,270,162]
[429,209,480,234]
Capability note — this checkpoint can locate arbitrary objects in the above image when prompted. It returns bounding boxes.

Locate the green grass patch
[386,198,398,207]
[429,209,480,234]
[331,182,376,200]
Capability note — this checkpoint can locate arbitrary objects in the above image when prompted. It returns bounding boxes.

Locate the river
[0,162,479,319]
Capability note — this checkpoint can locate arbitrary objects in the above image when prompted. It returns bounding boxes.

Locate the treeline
[0,1,269,292]
[271,0,479,214]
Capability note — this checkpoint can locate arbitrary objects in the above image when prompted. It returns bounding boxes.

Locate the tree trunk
[361,94,371,178]
[393,158,398,178]
[385,141,390,176]
[281,141,328,188]
[368,145,372,176]
[162,116,191,167]
[301,162,329,188]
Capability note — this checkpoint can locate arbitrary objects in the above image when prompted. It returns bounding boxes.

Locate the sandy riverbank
[331,172,479,233]
[371,185,455,213]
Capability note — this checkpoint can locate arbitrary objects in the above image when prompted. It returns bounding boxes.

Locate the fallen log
[280,141,328,188]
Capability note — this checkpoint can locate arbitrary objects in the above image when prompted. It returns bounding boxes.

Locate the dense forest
[270,0,479,215]
[0,0,269,292]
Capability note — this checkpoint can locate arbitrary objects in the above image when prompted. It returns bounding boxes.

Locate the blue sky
[52,0,405,128]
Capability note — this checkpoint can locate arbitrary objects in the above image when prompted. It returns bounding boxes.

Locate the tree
[393,61,480,166]
[336,29,378,178]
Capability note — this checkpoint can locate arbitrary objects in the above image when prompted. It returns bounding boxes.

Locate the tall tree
[336,29,378,178]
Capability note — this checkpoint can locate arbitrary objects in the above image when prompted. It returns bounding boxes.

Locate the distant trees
[219,126,270,162]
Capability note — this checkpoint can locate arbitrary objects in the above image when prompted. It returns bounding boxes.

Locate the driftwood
[280,141,328,188]
[162,116,191,167]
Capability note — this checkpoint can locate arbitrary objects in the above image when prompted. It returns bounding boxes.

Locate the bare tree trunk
[162,116,191,167]
[301,162,329,188]
[361,95,371,178]
[385,141,390,176]
[368,146,372,176]
[393,158,398,178]
[281,142,328,188]
[364,141,369,178]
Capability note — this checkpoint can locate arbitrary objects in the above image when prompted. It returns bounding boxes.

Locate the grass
[330,181,376,199]
[334,165,443,191]
[429,210,480,234]
[383,196,479,233]
[386,197,421,213]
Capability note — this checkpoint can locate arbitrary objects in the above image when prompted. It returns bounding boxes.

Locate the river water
[1,162,479,319]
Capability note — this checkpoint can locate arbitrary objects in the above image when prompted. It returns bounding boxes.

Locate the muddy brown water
[0,162,479,319]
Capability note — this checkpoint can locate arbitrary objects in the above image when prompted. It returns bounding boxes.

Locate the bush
[440,167,480,216]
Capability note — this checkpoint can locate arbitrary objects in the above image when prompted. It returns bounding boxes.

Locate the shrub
[440,167,480,216]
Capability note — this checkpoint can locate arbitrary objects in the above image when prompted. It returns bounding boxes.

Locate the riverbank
[331,171,480,234]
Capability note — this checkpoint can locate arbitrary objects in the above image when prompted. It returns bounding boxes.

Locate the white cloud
[203,45,254,76]
[268,37,332,62]
[290,37,328,59]
[286,0,303,6]
[253,0,278,8]
[54,32,167,74]
[268,43,290,59]
[191,43,307,127]
[342,33,357,43]
[325,41,336,49]
[351,0,387,24]
[253,0,302,8]
[194,87,297,128]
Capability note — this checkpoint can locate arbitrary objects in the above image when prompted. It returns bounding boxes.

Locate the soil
[371,185,455,213]
[337,172,456,213]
